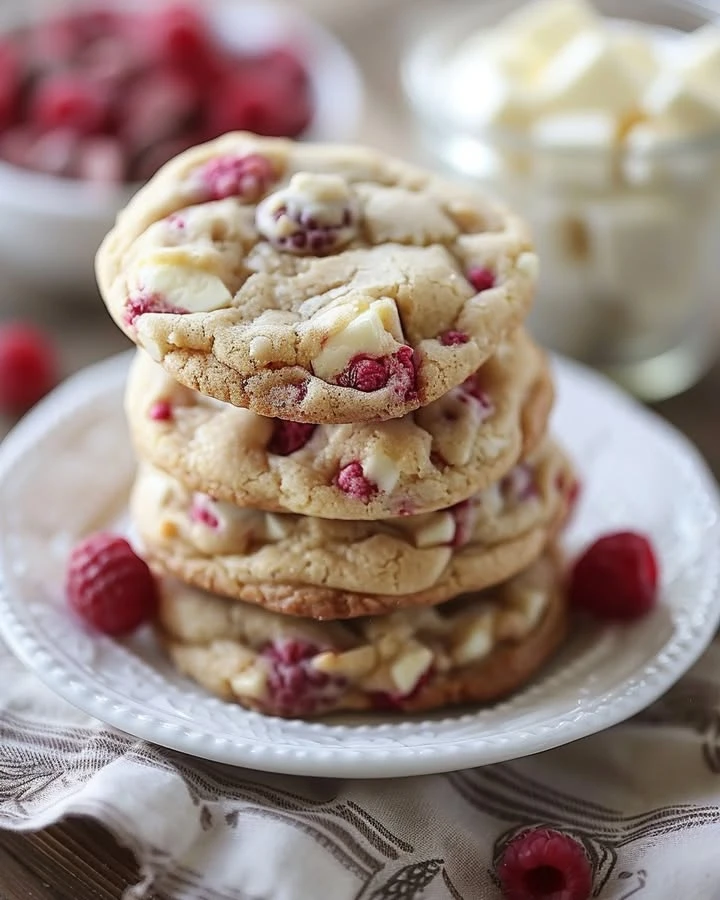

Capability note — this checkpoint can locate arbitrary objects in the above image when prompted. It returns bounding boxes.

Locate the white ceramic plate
[0,353,719,778]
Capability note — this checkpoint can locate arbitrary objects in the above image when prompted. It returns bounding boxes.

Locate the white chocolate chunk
[515,250,540,281]
[610,29,659,86]
[363,449,400,493]
[134,263,232,313]
[451,612,494,665]
[390,644,433,695]
[538,32,641,115]
[249,335,274,363]
[446,56,536,130]
[400,511,456,549]
[311,646,378,680]
[264,513,294,542]
[643,73,720,133]
[451,31,546,86]
[312,299,403,381]
[674,23,720,92]
[510,588,548,629]
[230,665,268,700]
[497,0,599,65]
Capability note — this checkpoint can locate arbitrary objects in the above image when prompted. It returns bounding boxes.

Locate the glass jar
[402,0,720,400]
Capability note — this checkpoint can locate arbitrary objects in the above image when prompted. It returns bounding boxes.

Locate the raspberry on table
[496,827,593,900]
[65,533,158,636]
[267,420,316,456]
[198,153,276,202]
[467,265,495,293]
[0,323,58,415]
[569,531,659,620]
[335,461,378,502]
[261,638,344,716]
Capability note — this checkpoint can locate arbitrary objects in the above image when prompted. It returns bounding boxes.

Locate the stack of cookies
[96,133,577,718]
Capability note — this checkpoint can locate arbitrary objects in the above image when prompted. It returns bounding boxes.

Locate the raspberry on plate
[0,323,58,415]
[569,531,659,620]
[66,533,158,635]
[496,827,593,900]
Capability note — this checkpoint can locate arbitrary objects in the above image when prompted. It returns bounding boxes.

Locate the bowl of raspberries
[0,0,363,293]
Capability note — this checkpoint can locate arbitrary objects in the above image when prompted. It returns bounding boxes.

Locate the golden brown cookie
[155,550,567,718]
[132,441,576,618]
[126,329,552,519]
[97,132,537,423]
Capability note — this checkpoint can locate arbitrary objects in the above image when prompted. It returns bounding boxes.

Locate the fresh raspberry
[149,400,173,421]
[268,420,316,455]
[450,499,476,547]
[198,153,276,202]
[257,48,309,89]
[439,330,469,346]
[261,638,344,716]
[143,3,216,79]
[124,293,188,327]
[0,43,20,130]
[30,74,107,135]
[120,71,199,152]
[0,323,58,415]
[190,494,219,529]
[209,69,310,139]
[336,355,389,392]
[371,667,433,711]
[467,265,495,293]
[384,346,417,402]
[336,461,378,502]
[65,533,158,636]
[496,828,593,900]
[569,532,658,621]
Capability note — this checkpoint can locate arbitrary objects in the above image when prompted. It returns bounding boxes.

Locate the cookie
[126,329,552,520]
[131,441,576,619]
[154,550,567,717]
[97,132,537,423]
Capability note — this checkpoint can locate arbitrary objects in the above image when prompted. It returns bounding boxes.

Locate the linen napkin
[2,630,720,900]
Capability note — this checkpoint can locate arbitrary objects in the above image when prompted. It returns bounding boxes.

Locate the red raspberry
[120,71,199,152]
[336,461,378,502]
[124,293,188,327]
[0,43,20,130]
[389,346,417,401]
[450,499,476,547]
[144,3,215,76]
[268,420,316,455]
[257,48,309,89]
[149,400,173,421]
[336,355,389,392]
[569,531,658,621]
[190,495,219,529]
[0,323,58,415]
[209,69,309,139]
[261,638,344,716]
[197,153,276,202]
[467,265,495,293]
[496,828,592,900]
[439,330,469,346]
[30,74,107,135]
[65,533,158,636]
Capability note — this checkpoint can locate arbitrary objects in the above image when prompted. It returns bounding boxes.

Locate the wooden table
[1,1,720,895]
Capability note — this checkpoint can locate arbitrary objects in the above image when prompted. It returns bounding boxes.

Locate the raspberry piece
[198,154,276,202]
[0,127,35,168]
[336,355,389,392]
[439,330,469,346]
[496,828,593,900]
[30,74,107,135]
[467,265,495,293]
[209,69,310,139]
[190,494,219,529]
[149,400,173,421]
[144,3,215,77]
[450,499,476,547]
[120,71,199,152]
[124,293,188,327]
[258,48,309,89]
[268,420,316,455]
[388,346,417,401]
[336,461,378,503]
[501,464,538,504]
[65,533,158,636]
[569,531,658,621]
[0,323,58,415]
[261,638,344,715]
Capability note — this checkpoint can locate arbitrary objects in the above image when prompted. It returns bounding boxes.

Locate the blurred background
[0,0,719,422]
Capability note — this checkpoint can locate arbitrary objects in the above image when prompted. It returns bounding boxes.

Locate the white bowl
[0,1,364,297]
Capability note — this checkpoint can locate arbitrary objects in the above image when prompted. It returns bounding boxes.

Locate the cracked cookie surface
[98,132,537,423]
[154,550,567,717]
[126,329,552,519]
[131,441,576,618]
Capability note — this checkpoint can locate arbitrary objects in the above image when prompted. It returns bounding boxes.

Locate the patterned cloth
[1,636,720,900]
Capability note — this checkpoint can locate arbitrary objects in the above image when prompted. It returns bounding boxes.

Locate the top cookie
[96,132,537,423]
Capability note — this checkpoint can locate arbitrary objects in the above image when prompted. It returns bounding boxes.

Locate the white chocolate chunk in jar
[496,0,600,65]
[642,73,720,133]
